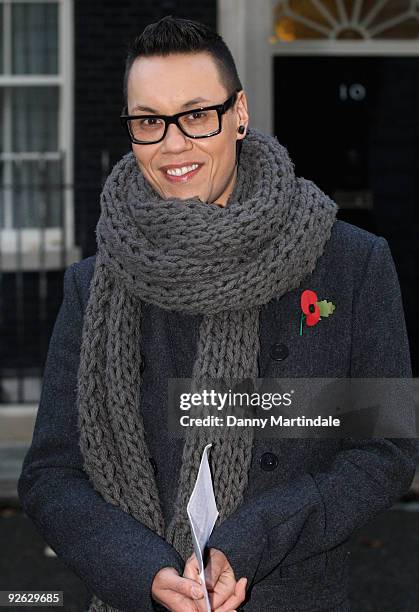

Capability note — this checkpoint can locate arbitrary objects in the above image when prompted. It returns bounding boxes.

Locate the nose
[162,122,191,152]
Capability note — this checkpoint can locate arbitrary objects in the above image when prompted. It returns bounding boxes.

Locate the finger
[183,557,200,581]
[163,573,204,600]
[184,574,209,612]
[159,572,200,597]
[207,579,236,610]
[192,587,210,612]
[153,588,199,612]
[165,590,203,612]
[185,552,198,568]
[208,587,234,610]
[213,577,247,612]
[181,556,208,612]
[205,547,230,588]
[157,581,206,612]
[204,557,223,591]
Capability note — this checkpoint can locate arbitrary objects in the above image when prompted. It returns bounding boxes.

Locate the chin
[168,189,205,202]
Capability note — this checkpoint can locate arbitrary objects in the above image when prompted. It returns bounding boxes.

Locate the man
[18,15,417,612]
[108,18,249,610]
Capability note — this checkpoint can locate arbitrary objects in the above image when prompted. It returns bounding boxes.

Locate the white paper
[186,443,219,612]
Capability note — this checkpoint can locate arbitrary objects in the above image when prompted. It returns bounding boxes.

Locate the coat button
[149,457,158,475]
[260,452,278,471]
[270,343,289,361]
[140,353,146,374]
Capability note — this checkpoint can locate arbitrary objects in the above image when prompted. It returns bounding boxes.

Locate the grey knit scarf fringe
[76,127,338,611]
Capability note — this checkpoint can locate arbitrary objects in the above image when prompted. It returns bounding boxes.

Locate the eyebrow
[130,97,212,114]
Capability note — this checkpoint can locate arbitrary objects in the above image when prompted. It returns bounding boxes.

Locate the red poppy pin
[300,289,336,336]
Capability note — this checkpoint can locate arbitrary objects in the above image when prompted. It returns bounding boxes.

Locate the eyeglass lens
[128,109,220,143]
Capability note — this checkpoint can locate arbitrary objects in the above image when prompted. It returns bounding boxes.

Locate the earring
[237,125,246,134]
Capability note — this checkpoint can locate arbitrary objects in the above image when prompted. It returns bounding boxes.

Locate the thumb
[238,576,247,590]
[237,576,248,598]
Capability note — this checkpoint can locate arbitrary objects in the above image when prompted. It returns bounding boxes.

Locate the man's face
[126,52,248,206]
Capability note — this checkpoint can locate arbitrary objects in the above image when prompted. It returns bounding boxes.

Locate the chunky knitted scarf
[76,127,338,611]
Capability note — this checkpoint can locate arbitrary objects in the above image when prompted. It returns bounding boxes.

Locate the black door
[274,55,419,373]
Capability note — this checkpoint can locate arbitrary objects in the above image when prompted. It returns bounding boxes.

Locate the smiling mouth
[161,163,204,183]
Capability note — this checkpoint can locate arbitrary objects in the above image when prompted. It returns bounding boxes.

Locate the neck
[212,163,238,207]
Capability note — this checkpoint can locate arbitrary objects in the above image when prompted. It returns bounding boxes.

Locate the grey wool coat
[18,219,418,612]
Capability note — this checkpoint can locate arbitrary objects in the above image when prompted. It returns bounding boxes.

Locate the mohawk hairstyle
[123,15,242,106]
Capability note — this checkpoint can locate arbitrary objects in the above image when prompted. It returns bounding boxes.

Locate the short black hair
[123,15,242,107]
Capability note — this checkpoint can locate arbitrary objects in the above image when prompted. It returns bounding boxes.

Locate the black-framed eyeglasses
[120,89,240,145]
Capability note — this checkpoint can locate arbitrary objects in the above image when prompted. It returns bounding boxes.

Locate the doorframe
[217,0,419,136]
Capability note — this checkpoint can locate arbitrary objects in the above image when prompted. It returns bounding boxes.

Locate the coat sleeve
[206,235,419,587]
[17,263,184,612]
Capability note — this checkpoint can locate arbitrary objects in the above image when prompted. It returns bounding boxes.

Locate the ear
[235,90,249,139]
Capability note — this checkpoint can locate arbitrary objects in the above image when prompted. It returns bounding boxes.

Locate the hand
[151,566,206,612]
[183,549,247,611]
